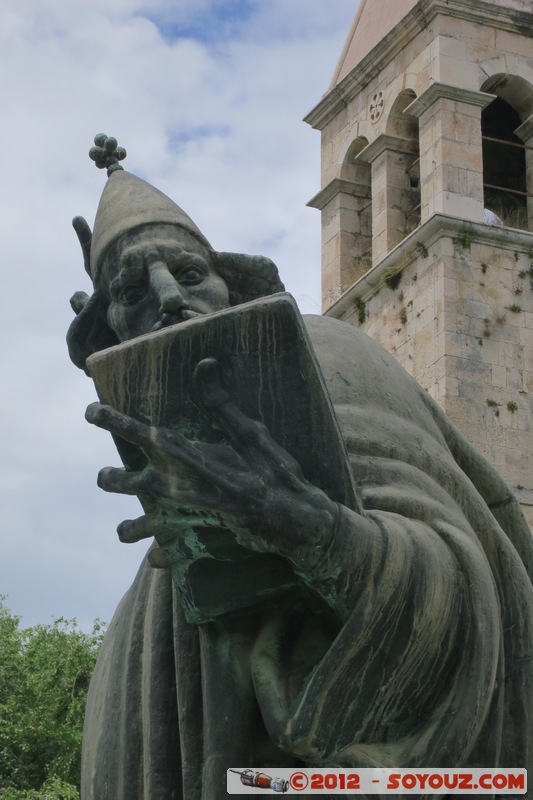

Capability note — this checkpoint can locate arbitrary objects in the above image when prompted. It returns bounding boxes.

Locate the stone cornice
[325,213,533,317]
[304,0,533,131]
[307,178,370,210]
[354,134,420,165]
[406,84,495,117]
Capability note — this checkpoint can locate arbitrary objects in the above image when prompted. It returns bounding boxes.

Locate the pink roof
[330,0,418,87]
[330,0,533,88]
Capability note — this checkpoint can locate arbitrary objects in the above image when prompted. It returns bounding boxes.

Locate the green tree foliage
[0,598,105,800]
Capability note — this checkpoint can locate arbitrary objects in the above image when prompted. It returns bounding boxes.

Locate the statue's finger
[117,509,194,544]
[148,546,174,568]
[192,362,305,484]
[97,466,142,496]
[192,361,306,492]
[192,358,231,410]
[192,358,268,451]
[70,290,90,314]
[117,515,160,543]
[85,402,155,451]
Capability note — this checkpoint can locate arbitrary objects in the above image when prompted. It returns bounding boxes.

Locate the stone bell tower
[305,0,533,527]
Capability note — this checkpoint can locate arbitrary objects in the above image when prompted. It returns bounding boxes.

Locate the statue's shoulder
[302,313,416,409]
[303,313,389,360]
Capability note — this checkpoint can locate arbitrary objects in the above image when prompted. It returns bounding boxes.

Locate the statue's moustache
[151,309,202,332]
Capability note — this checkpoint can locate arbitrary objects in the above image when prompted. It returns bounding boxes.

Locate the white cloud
[0,0,358,628]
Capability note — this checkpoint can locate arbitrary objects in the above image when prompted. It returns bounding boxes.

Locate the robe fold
[81,315,533,800]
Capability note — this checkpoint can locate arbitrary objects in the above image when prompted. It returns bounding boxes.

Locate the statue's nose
[149,261,190,315]
[158,282,189,315]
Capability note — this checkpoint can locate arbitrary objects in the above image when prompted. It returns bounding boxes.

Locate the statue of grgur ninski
[68,135,533,800]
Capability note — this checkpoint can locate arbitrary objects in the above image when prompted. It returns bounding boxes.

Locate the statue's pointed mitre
[90,169,212,282]
[69,133,285,372]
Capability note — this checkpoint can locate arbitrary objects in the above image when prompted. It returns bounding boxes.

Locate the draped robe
[81,315,533,800]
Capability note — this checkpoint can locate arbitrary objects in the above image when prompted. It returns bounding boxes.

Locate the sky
[0,0,359,631]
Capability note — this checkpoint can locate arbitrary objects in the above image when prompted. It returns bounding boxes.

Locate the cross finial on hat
[89,134,127,177]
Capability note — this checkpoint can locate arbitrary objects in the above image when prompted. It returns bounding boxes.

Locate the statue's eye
[120,285,145,305]
[178,267,204,285]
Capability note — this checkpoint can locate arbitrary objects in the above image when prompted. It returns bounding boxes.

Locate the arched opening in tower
[340,136,372,287]
[386,89,421,240]
[482,96,528,229]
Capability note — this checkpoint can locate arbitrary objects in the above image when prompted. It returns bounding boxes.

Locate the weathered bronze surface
[69,140,533,799]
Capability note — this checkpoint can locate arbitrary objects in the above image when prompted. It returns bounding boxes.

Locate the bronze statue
[69,136,533,799]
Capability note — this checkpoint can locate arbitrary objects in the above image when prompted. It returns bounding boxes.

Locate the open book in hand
[87,292,358,622]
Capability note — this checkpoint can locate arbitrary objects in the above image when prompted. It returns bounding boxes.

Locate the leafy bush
[0,598,105,800]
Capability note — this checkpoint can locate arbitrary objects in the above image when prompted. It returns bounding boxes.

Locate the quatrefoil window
[369,92,384,123]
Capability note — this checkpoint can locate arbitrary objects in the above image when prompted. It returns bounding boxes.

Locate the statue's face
[99,224,230,341]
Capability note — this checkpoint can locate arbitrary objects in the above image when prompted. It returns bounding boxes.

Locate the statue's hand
[85,358,337,571]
